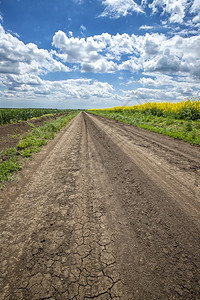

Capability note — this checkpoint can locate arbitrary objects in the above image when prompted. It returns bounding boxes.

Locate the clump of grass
[0,111,78,186]
[184,121,193,132]
[0,157,21,183]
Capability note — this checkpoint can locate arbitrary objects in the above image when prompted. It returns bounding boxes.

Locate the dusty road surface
[0,112,200,299]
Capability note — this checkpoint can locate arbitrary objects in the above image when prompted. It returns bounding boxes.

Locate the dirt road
[0,112,200,299]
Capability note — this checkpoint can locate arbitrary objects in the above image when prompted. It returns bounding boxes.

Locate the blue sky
[0,0,200,108]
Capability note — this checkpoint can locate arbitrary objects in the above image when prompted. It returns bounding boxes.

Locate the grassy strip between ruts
[89,111,200,146]
[0,111,79,187]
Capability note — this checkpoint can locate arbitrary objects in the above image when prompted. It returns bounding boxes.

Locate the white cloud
[80,25,86,33]
[119,58,141,72]
[7,29,20,38]
[135,73,200,101]
[190,0,200,24]
[139,77,160,87]
[139,25,154,30]
[135,34,200,79]
[52,30,200,79]
[122,83,200,105]
[149,0,188,23]
[193,15,200,23]
[0,55,116,98]
[52,31,138,72]
[0,24,120,106]
[190,0,200,13]
[3,76,111,98]
[122,87,181,103]
[143,50,181,73]
[100,0,144,18]
[45,79,115,99]
[103,33,137,59]
[0,24,70,77]
[52,30,105,64]
[0,21,199,107]
[81,59,117,73]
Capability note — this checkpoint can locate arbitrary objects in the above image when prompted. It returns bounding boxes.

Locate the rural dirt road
[0,112,200,299]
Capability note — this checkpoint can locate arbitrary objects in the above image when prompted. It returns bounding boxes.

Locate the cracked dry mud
[0,112,200,299]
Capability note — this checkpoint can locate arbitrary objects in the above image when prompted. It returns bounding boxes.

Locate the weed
[184,122,193,132]
[0,158,21,182]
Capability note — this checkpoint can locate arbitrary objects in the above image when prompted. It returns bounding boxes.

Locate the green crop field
[0,108,70,125]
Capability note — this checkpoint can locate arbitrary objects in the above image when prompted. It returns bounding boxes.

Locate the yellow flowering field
[89,99,200,120]
[88,100,200,145]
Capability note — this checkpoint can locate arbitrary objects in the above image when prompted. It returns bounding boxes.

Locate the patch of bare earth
[0,112,200,299]
[0,114,64,151]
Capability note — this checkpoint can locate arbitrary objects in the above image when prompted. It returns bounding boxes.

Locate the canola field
[89,99,200,121]
[89,100,200,145]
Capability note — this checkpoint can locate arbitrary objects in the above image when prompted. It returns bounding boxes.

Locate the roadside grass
[0,111,79,188]
[89,111,200,146]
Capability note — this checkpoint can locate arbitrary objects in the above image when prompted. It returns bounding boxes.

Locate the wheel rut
[0,113,125,299]
[0,112,200,299]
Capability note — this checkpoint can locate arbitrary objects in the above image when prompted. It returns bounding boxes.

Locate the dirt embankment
[0,114,64,150]
[0,112,200,299]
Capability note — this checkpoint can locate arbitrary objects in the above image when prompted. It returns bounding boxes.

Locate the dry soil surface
[0,112,200,299]
[0,114,64,150]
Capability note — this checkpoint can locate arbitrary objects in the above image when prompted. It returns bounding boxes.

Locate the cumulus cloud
[147,0,200,26]
[81,59,117,73]
[149,0,188,23]
[1,72,117,102]
[139,77,160,87]
[122,87,180,103]
[52,29,200,79]
[119,58,141,72]
[52,30,138,72]
[52,30,105,63]
[1,21,199,106]
[0,24,70,78]
[190,0,200,24]
[134,34,200,79]
[100,0,144,18]
[0,23,120,106]
[130,72,200,103]
[99,0,200,25]
[122,83,200,105]
[47,79,115,99]
[144,50,181,73]
[190,0,200,13]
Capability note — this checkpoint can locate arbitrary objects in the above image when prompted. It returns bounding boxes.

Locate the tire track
[0,112,200,299]
[0,113,124,299]
[87,113,200,222]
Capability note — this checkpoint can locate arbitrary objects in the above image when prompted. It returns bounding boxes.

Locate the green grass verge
[90,111,200,146]
[0,111,79,188]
